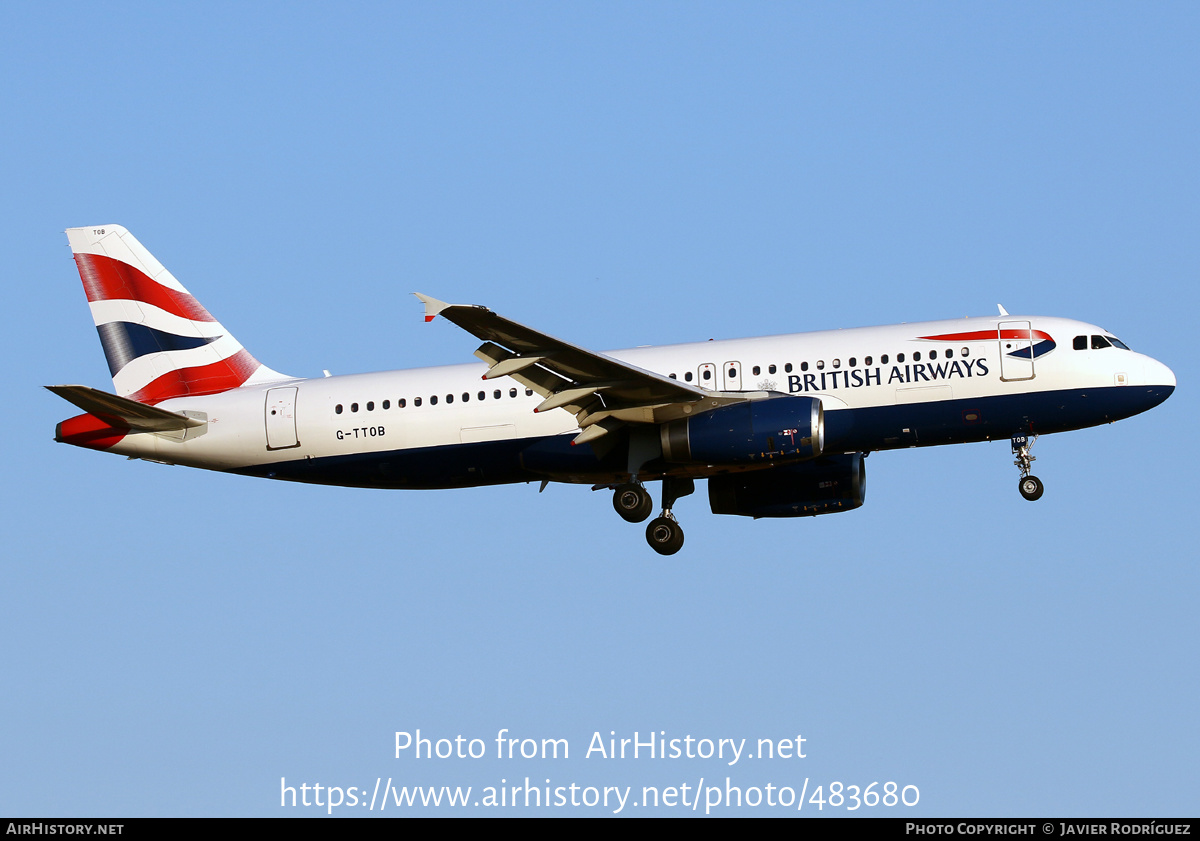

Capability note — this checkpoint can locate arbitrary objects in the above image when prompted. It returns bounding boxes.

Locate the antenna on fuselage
[997,304,1009,316]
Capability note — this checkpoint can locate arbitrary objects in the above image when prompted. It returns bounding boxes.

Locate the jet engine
[708,452,866,518]
[659,396,824,465]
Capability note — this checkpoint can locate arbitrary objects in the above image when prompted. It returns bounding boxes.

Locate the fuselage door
[265,386,300,449]
[998,321,1035,382]
[722,361,742,391]
[697,363,717,390]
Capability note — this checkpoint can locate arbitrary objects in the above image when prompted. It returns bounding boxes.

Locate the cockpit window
[1091,335,1112,350]
[1073,335,1087,350]
[1107,336,1131,350]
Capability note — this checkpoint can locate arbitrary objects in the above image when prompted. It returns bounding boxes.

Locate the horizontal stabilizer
[45,385,205,433]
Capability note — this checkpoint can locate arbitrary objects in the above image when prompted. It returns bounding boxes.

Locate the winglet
[414,292,452,323]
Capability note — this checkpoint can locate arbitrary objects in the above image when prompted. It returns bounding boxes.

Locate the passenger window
[768,364,777,374]
[478,391,485,400]
[1074,336,1087,350]
[702,369,712,380]
[670,373,677,379]
[832,359,841,368]
[414,397,422,407]
[685,372,693,382]
[351,403,359,413]
[367,401,374,411]
[784,363,793,373]
[494,390,501,399]
[816,360,825,370]
[728,367,736,378]
[430,395,438,405]
[752,366,760,376]
[335,404,343,414]
[962,347,969,357]
[897,353,905,363]
[801,361,809,372]
[399,398,406,408]
[849,357,857,367]
[510,388,518,397]
[913,352,921,362]
[929,350,937,360]
[1092,335,1111,349]
[446,394,453,403]
[865,356,872,366]
[881,354,889,365]
[526,389,533,396]
[382,400,390,409]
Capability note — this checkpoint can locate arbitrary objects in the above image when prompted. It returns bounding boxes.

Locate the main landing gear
[613,483,653,523]
[611,477,694,555]
[1012,434,1044,501]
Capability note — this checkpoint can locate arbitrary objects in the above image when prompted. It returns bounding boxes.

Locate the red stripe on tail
[126,348,261,405]
[74,253,216,322]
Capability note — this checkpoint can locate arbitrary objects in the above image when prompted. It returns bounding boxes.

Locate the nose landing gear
[1012,434,1044,501]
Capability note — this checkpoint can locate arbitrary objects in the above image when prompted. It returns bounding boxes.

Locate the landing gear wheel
[613,483,653,523]
[646,516,685,555]
[1019,475,1044,501]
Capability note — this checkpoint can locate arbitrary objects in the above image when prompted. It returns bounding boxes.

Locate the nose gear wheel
[1012,434,1044,501]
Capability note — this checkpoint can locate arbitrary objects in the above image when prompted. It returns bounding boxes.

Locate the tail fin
[66,225,289,404]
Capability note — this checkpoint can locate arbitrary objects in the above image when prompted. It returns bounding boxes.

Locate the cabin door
[998,321,1035,382]
[265,387,300,449]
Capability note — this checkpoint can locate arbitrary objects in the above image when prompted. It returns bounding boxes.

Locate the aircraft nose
[1145,356,1176,390]
[1135,356,1175,413]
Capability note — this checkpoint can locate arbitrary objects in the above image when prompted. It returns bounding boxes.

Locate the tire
[646,516,685,555]
[1019,475,1044,501]
[613,483,653,523]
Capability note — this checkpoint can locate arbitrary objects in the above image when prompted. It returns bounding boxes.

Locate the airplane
[49,225,1176,555]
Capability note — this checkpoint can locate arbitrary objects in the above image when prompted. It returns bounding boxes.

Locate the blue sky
[3,2,1197,816]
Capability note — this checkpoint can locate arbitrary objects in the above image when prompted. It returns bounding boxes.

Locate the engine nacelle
[659,396,824,465]
[708,452,866,518]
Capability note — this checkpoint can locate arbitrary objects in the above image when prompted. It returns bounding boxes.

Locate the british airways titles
[783,357,990,395]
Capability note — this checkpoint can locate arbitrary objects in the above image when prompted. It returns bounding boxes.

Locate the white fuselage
[96,314,1175,489]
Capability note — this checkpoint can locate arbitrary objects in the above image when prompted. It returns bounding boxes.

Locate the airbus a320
[49,226,1176,554]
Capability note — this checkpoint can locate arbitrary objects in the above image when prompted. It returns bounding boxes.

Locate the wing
[415,293,759,445]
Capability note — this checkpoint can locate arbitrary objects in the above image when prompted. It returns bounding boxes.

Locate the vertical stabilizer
[66,225,289,404]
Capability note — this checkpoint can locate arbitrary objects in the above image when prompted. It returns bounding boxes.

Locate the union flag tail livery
[66,225,287,404]
[49,225,1176,555]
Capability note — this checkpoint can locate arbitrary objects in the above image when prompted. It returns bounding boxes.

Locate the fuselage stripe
[919,329,1053,343]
